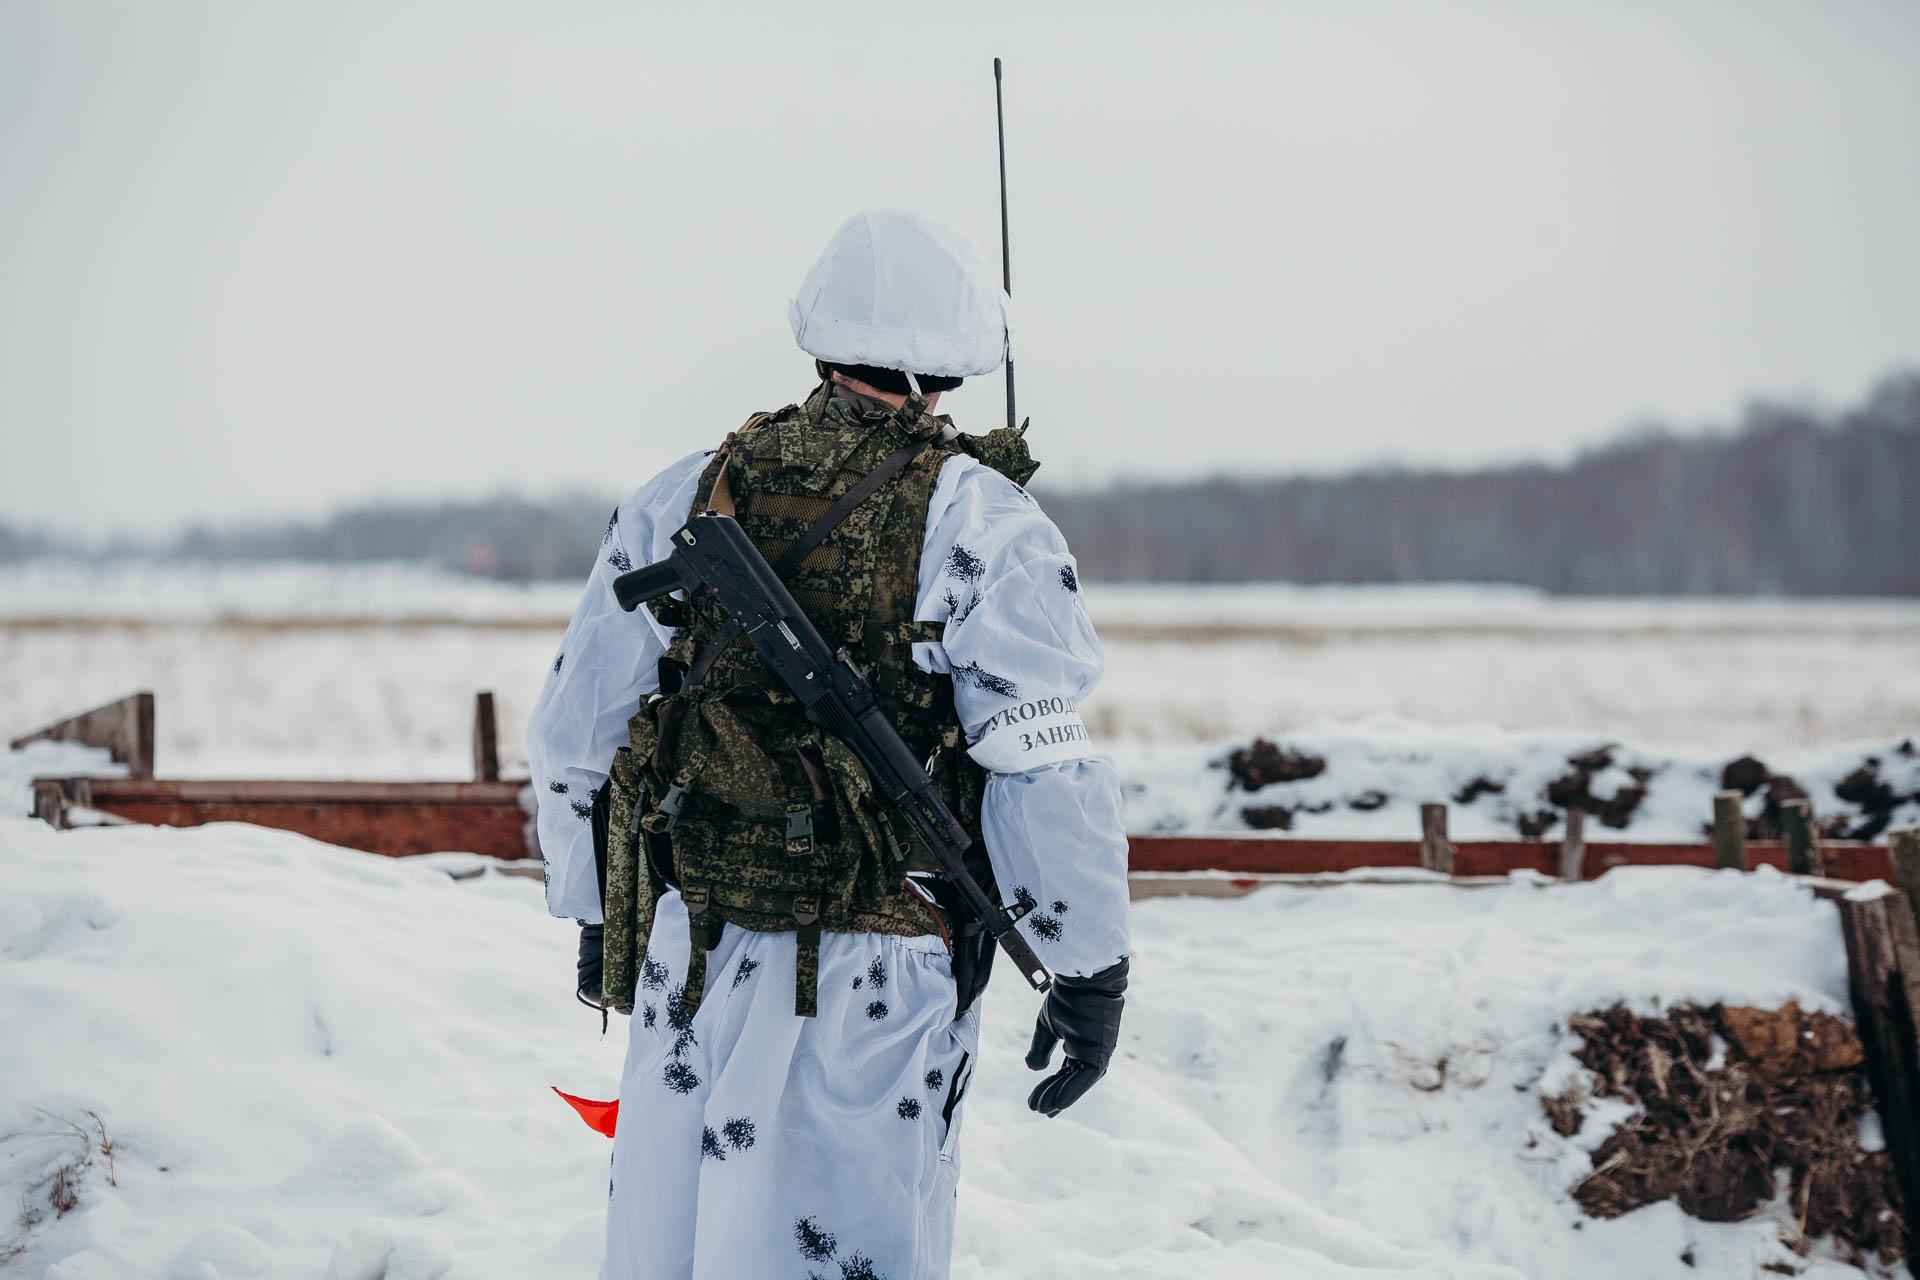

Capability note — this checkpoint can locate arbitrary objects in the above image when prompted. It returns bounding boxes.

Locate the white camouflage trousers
[603,889,980,1280]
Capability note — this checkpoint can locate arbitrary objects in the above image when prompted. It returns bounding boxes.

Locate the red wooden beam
[1125,833,1894,882]
[33,779,1896,886]
[43,777,533,861]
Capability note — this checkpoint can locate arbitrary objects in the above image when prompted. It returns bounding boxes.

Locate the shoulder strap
[770,433,930,577]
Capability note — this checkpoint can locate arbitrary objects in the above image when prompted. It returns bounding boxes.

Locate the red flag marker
[553,1087,620,1138]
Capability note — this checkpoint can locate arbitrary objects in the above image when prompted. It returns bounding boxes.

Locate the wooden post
[472,692,500,783]
[1893,828,1920,924]
[1557,808,1587,881]
[1781,797,1824,877]
[31,779,73,827]
[1419,803,1454,876]
[1712,790,1748,871]
[10,691,155,778]
[1837,887,1920,1261]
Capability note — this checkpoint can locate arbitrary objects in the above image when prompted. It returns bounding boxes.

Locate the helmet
[789,210,1011,382]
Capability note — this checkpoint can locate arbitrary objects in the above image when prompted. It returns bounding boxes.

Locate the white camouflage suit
[528,443,1132,1280]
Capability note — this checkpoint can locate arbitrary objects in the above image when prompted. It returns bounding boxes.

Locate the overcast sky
[3,0,1917,536]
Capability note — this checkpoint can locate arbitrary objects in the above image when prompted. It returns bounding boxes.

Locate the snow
[4,566,1917,784]
[5,571,1915,836]
[0,560,580,624]
[2,813,1896,1279]
[1114,719,1920,840]
[0,741,125,817]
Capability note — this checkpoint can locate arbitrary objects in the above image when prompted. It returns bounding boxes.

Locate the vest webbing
[600,383,1039,1020]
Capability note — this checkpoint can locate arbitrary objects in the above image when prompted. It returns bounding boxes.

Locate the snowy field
[2,806,1891,1280]
[4,561,1917,785]
[3,558,1912,1277]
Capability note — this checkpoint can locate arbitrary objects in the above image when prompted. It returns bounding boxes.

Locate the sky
[3,0,1918,537]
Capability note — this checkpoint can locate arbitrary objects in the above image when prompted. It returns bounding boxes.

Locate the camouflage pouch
[600,710,665,1015]
[953,423,1039,487]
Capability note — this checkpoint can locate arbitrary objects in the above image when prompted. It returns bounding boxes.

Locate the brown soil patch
[1226,738,1326,792]
[1549,1003,1903,1265]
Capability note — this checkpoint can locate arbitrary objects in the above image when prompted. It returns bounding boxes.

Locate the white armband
[966,695,1095,774]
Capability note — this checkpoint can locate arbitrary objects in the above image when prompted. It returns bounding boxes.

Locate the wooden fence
[17,692,1901,882]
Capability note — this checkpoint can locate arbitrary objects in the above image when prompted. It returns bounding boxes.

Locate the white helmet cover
[788,210,1011,379]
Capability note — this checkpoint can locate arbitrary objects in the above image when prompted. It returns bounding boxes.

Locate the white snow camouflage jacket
[528,446,1131,981]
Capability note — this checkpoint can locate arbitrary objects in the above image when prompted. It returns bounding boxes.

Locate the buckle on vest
[878,813,911,868]
[656,781,688,831]
[791,896,819,927]
[784,804,814,857]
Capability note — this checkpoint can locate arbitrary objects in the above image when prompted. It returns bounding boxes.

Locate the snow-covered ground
[0,561,581,624]
[4,562,1916,786]
[1115,722,1920,841]
[2,809,1893,1280]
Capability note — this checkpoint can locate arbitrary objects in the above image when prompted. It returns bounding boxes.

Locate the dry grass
[0,1109,117,1262]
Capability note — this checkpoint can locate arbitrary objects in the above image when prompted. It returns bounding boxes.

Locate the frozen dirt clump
[1828,757,1916,841]
[1542,745,1654,829]
[1225,738,1326,791]
[1549,1002,1904,1267]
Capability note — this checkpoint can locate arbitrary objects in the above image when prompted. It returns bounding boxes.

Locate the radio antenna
[994,57,1016,430]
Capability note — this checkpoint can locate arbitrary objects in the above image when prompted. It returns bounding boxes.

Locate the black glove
[1025,957,1128,1118]
[575,923,604,1010]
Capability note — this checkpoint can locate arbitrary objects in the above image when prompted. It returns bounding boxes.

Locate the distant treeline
[153,495,613,584]
[6,371,1916,594]
[1045,370,1920,595]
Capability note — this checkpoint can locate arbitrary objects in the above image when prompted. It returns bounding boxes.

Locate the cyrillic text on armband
[965,695,1094,774]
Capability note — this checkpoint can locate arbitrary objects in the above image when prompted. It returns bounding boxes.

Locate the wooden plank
[473,691,500,783]
[1557,808,1586,881]
[1452,841,1554,877]
[1862,892,1920,1262]
[81,778,525,804]
[1817,841,1895,884]
[28,779,1900,886]
[1893,828,1920,923]
[1419,803,1454,875]
[51,777,533,860]
[1126,835,1422,875]
[32,778,77,826]
[1126,835,1891,880]
[1781,797,1823,876]
[1712,790,1748,870]
[9,691,155,778]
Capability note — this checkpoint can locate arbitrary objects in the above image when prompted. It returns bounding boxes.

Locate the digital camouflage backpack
[598,382,1038,1019]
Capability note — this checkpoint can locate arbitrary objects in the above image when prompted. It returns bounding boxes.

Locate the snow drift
[2,806,1904,1278]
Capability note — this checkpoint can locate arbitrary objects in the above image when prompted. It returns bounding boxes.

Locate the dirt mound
[1547,1003,1902,1266]
[1543,745,1652,829]
[1721,755,1773,795]
[1830,759,1912,841]
[1209,735,1918,841]
[1226,739,1326,792]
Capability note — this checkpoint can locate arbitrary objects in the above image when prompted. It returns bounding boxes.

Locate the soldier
[528,209,1131,1280]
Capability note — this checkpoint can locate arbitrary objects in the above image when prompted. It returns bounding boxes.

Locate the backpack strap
[792,896,822,1017]
[679,881,724,1015]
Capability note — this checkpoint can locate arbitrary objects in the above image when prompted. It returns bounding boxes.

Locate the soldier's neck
[827,378,941,415]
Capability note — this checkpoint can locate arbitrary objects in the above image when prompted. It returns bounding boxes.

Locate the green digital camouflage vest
[600,382,1038,1019]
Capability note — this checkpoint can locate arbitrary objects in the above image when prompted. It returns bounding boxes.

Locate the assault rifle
[612,511,1054,996]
